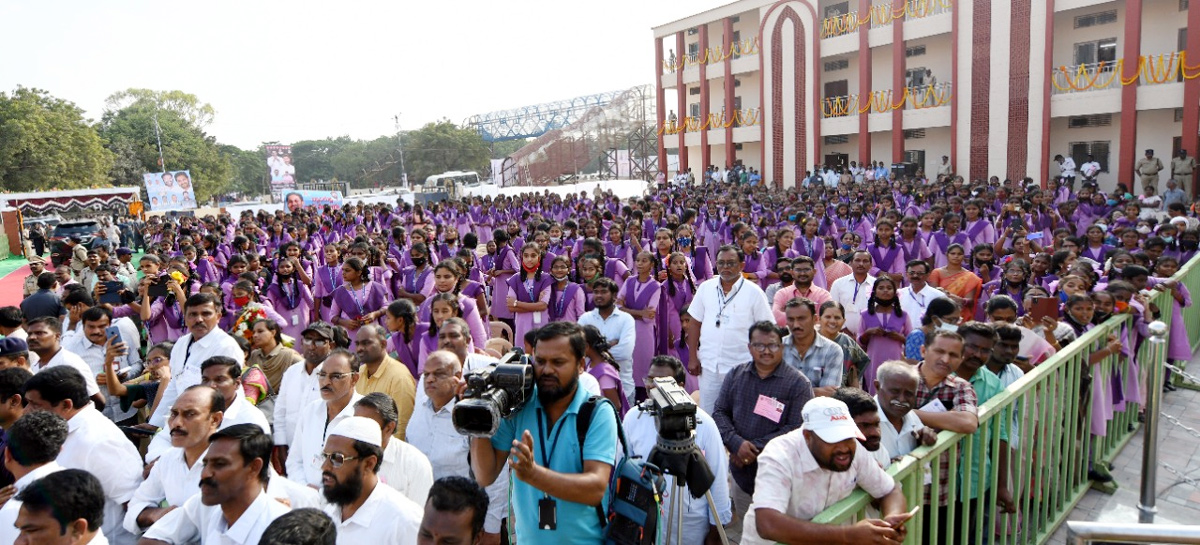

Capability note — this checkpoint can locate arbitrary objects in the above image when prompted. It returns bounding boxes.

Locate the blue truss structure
[465,89,628,142]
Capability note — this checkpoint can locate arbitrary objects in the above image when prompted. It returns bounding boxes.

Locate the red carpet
[0,265,30,308]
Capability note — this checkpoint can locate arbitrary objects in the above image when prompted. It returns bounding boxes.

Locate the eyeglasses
[316,372,355,381]
[750,342,783,352]
[302,338,330,347]
[315,452,359,468]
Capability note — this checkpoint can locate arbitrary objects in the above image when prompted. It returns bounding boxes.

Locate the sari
[929,267,983,322]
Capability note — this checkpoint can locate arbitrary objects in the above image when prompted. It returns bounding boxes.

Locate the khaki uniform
[69,244,88,277]
[1172,156,1196,192]
[1135,156,1164,191]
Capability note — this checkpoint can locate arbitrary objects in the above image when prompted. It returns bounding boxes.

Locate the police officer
[1172,149,1196,193]
[1135,148,1164,192]
[23,256,46,299]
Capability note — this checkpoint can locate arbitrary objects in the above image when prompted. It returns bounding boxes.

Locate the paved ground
[1047,353,1200,544]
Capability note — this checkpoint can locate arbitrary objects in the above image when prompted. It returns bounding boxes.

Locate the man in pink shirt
[773,256,831,326]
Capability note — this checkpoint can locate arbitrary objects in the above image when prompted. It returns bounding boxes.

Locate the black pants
[923,496,988,545]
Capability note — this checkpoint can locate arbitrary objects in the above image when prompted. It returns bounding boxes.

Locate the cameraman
[467,321,618,543]
[622,356,731,545]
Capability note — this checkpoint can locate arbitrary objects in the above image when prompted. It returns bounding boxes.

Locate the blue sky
[0,0,727,148]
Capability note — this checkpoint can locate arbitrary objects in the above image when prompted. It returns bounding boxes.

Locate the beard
[322,467,365,506]
[537,373,578,405]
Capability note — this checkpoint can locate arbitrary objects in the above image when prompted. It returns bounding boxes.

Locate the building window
[687,42,700,61]
[1068,114,1113,128]
[689,87,701,96]
[906,67,929,87]
[1177,108,1186,123]
[904,150,926,168]
[903,129,926,139]
[1182,0,1188,11]
[824,1,849,19]
[905,45,927,58]
[825,135,850,145]
[1070,141,1111,173]
[824,59,850,72]
[1074,38,1118,66]
[1074,10,1118,29]
[689,103,700,118]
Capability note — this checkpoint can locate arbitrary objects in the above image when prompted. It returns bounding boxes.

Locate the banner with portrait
[266,145,296,199]
[143,170,198,211]
[283,189,343,213]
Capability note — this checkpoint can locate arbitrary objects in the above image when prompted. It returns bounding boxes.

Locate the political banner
[266,145,295,199]
[283,189,343,212]
[143,170,198,211]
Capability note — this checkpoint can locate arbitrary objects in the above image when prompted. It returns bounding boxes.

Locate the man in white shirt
[125,386,224,535]
[141,424,291,545]
[25,317,103,406]
[828,251,877,336]
[319,417,423,545]
[897,260,943,332]
[686,245,774,415]
[742,397,910,545]
[62,306,141,424]
[1055,154,1076,185]
[148,293,244,430]
[874,361,936,460]
[24,366,143,545]
[404,352,469,481]
[273,322,341,475]
[353,392,433,507]
[1080,154,1101,182]
[287,349,364,487]
[622,357,732,544]
[577,277,637,405]
[12,470,108,545]
[0,411,68,545]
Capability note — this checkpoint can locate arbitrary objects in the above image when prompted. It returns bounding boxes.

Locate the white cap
[328,416,382,447]
[801,397,866,444]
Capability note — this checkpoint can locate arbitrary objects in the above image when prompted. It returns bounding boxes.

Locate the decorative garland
[658,108,763,135]
[822,0,954,39]
[821,84,953,117]
[1050,51,1200,93]
[662,38,761,72]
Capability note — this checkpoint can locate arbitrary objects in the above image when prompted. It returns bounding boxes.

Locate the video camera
[452,348,534,438]
[642,377,714,498]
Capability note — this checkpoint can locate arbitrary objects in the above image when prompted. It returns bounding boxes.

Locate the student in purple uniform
[674,224,712,283]
[417,293,462,368]
[393,242,436,307]
[383,299,420,377]
[1081,224,1115,263]
[548,255,585,324]
[857,276,911,395]
[487,229,520,328]
[330,256,390,347]
[739,231,768,288]
[265,257,314,342]
[866,219,906,283]
[506,242,553,344]
[313,244,342,323]
[617,251,662,402]
[416,260,489,351]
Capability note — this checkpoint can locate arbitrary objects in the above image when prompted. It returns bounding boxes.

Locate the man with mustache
[833,387,892,468]
[287,350,363,487]
[353,325,415,441]
[274,322,346,476]
[353,392,433,507]
[468,321,618,543]
[141,424,289,545]
[199,357,270,434]
[873,361,936,461]
[780,298,843,397]
[742,397,910,545]
[125,386,224,534]
[0,411,68,545]
[319,416,423,544]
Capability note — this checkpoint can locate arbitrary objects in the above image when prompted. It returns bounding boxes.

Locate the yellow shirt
[355,355,417,440]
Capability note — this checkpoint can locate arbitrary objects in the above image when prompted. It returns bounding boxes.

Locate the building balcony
[821,82,952,117]
[662,37,760,74]
[658,107,763,137]
[1050,52,1189,95]
[820,0,952,39]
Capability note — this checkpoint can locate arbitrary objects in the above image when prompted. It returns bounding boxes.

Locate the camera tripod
[648,435,731,545]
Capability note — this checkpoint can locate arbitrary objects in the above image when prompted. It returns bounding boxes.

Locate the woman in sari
[928,243,983,323]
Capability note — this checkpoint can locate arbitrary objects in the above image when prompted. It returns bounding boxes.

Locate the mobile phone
[893,505,921,527]
[1030,296,1060,322]
[99,281,125,305]
[119,426,156,437]
[1026,232,1044,241]
[105,325,122,343]
[148,277,169,298]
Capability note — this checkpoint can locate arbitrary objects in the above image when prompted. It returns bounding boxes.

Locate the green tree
[221,144,266,196]
[291,136,353,183]
[403,120,490,182]
[99,89,231,202]
[491,138,527,159]
[0,87,114,191]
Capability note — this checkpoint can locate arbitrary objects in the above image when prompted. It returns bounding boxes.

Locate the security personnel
[1172,149,1196,193]
[1135,148,1164,192]
[23,256,46,298]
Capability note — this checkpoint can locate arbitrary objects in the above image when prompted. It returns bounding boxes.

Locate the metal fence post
[1138,320,1169,524]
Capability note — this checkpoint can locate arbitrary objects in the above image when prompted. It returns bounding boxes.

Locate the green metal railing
[807,254,1200,544]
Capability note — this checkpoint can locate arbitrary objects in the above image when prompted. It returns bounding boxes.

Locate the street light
[394,114,408,188]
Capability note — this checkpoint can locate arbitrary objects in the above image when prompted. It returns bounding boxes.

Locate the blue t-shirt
[491,385,618,544]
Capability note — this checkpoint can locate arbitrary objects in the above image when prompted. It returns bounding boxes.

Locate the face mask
[549,237,561,244]
[552,273,569,282]
[676,237,692,247]
[1124,193,1133,200]
[1182,240,1198,250]
[233,295,251,307]
[412,257,427,267]
[841,243,852,250]
[1163,236,1175,244]
[788,215,797,221]
[936,320,959,334]
[779,273,794,285]
[1106,199,1118,206]
[1092,311,1111,324]
[1136,225,1152,235]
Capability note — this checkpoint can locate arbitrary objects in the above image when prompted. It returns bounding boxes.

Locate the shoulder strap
[576,395,628,529]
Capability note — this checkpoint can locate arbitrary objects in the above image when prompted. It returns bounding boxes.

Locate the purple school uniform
[389,331,420,378]
[394,266,436,300]
[489,246,520,320]
[1148,277,1193,361]
[417,292,489,351]
[964,218,996,247]
[415,323,440,372]
[930,231,970,268]
[859,308,912,395]
[657,278,694,354]
[266,281,314,342]
[618,276,662,390]
[743,250,769,289]
[313,264,341,323]
[330,280,390,347]
[506,273,554,345]
[549,282,586,324]
[793,235,827,289]
[866,241,906,277]
[1080,244,1114,263]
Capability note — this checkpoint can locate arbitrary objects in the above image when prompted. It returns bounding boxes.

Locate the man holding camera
[622,356,731,545]
[467,322,618,543]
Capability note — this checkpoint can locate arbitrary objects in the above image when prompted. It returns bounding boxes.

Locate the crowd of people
[3,166,1198,545]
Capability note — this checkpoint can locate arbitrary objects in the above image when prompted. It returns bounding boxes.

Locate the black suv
[49,220,101,268]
